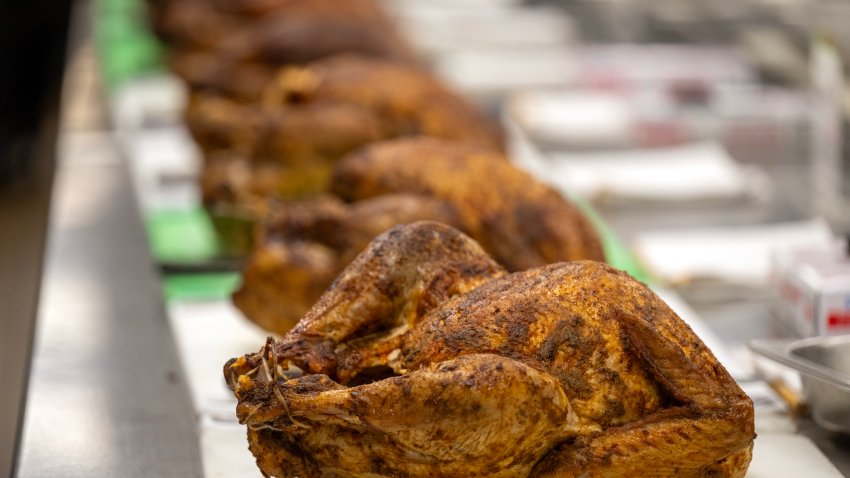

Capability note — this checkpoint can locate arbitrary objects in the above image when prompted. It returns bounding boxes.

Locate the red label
[827,311,850,329]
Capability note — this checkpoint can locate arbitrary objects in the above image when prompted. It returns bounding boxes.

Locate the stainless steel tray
[750,336,850,433]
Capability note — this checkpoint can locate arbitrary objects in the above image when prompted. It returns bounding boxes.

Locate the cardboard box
[770,243,850,337]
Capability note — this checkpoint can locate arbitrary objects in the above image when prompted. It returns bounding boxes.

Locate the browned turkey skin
[196,56,503,208]
[233,137,604,335]
[331,137,602,270]
[233,194,463,334]
[225,222,755,477]
[150,0,418,100]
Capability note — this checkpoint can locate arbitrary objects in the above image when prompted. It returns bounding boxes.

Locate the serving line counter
[15,134,204,477]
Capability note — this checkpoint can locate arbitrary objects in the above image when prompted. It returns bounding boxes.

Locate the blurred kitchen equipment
[751,336,850,434]
[632,218,835,288]
[809,34,848,233]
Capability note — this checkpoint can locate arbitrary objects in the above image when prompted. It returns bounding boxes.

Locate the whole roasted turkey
[225,221,755,478]
[233,137,604,334]
[149,0,417,100]
[196,56,503,207]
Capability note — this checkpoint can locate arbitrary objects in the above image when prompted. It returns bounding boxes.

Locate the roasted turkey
[149,0,417,99]
[196,56,503,209]
[225,222,755,477]
[233,137,604,335]
[233,194,462,334]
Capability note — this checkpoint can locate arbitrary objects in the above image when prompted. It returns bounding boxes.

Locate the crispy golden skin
[233,137,604,335]
[196,56,503,208]
[332,137,604,270]
[233,194,462,334]
[225,222,754,477]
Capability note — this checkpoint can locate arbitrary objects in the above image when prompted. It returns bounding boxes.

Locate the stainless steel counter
[15,134,203,477]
